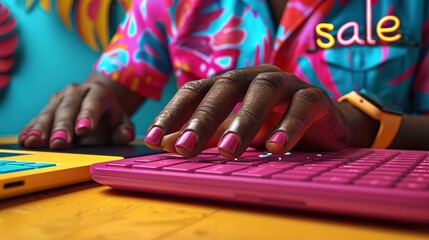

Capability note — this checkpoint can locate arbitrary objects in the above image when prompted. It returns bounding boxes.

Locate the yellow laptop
[0,144,161,199]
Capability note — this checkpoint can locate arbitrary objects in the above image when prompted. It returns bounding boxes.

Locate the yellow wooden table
[1,137,428,240]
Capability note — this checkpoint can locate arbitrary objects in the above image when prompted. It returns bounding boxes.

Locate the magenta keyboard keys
[101,148,429,190]
[196,164,248,175]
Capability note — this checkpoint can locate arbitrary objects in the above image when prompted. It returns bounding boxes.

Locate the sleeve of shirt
[92,0,172,100]
[412,4,429,114]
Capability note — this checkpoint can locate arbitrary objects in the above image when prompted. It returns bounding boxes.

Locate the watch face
[359,89,403,115]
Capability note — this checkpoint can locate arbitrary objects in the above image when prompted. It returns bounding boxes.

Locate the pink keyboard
[90,148,429,223]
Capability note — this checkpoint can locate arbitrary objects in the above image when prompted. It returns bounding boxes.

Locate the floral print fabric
[94,0,429,114]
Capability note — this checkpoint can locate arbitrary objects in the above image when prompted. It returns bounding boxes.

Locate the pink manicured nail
[75,118,92,131]
[218,133,240,154]
[50,130,68,142]
[144,127,163,145]
[124,127,135,140]
[27,129,42,137]
[175,131,197,151]
[268,131,288,146]
[19,130,28,138]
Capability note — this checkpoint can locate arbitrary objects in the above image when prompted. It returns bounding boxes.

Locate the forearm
[389,115,429,150]
[86,72,145,115]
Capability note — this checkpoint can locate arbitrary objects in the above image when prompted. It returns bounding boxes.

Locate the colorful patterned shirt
[94,0,429,114]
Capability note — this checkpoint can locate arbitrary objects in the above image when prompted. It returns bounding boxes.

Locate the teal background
[0,0,176,138]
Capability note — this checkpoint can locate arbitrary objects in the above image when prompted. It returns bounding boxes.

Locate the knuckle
[78,108,95,118]
[39,105,55,116]
[180,80,211,95]
[193,101,219,123]
[218,70,246,88]
[253,73,283,89]
[237,107,260,125]
[52,120,74,130]
[295,87,327,106]
[59,97,80,109]
[258,64,281,72]
[63,83,83,95]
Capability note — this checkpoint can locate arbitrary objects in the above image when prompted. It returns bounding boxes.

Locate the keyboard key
[375,166,411,172]
[365,171,405,177]
[400,176,429,183]
[231,167,283,178]
[227,159,267,166]
[396,182,429,190]
[6,162,35,165]
[0,165,35,173]
[163,162,214,172]
[271,173,312,181]
[294,166,330,172]
[329,168,367,174]
[354,179,395,188]
[312,176,353,184]
[283,169,321,176]
[25,163,56,168]
[321,172,361,178]
[412,169,429,174]
[107,162,133,168]
[257,162,300,169]
[359,175,398,181]
[130,154,186,163]
[338,165,373,171]
[132,160,189,170]
[0,160,16,165]
[196,164,247,175]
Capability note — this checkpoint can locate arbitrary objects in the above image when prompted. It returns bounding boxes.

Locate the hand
[144,64,378,158]
[19,73,143,149]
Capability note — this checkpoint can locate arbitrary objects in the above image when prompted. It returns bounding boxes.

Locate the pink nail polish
[19,130,28,138]
[124,127,135,140]
[218,133,240,154]
[50,130,68,142]
[76,118,92,131]
[27,130,42,137]
[268,131,288,146]
[175,131,197,151]
[144,127,162,145]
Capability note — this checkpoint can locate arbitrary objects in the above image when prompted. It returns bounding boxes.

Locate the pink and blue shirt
[94,0,429,114]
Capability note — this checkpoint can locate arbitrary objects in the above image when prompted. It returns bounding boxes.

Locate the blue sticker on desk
[0,152,30,158]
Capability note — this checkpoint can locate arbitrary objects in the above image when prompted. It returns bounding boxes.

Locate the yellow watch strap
[338,91,402,149]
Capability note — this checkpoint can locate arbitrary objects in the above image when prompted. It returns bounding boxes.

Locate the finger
[22,92,63,148]
[144,77,217,149]
[216,72,292,158]
[74,81,111,137]
[174,66,280,157]
[49,84,90,149]
[265,88,331,154]
[110,110,135,145]
[18,117,37,146]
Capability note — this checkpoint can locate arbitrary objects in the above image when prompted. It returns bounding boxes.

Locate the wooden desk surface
[1,137,428,240]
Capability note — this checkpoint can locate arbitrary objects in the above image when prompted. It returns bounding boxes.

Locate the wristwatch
[338,90,402,149]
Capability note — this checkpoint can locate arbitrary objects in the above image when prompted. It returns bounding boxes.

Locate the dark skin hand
[19,72,145,149]
[144,64,380,159]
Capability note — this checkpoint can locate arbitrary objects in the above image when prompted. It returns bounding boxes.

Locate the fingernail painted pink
[27,130,42,137]
[19,130,28,138]
[76,118,91,130]
[219,133,240,154]
[144,127,162,145]
[175,131,197,151]
[268,131,288,146]
[50,130,68,142]
[124,127,135,140]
